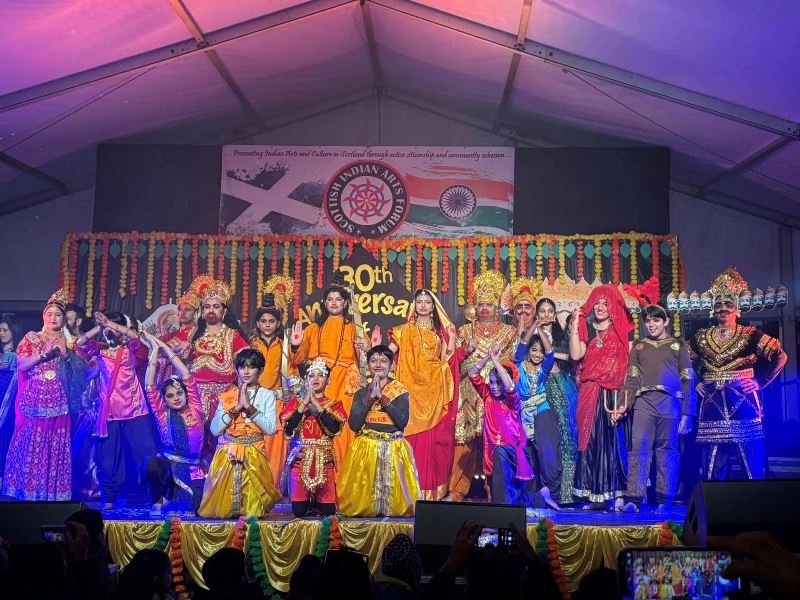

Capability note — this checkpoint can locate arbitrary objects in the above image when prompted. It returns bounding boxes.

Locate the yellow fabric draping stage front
[106,517,670,592]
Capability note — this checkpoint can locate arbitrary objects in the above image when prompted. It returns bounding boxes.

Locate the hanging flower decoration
[229,239,239,297]
[416,243,424,291]
[332,240,341,272]
[380,241,388,273]
[168,518,187,599]
[145,237,157,310]
[547,238,556,285]
[191,238,199,279]
[256,240,266,302]
[174,239,184,302]
[630,238,640,339]
[317,238,325,289]
[534,241,543,282]
[456,242,466,305]
[558,237,567,283]
[313,514,343,557]
[217,237,226,280]
[467,241,475,303]
[594,240,603,283]
[508,241,516,284]
[85,237,97,315]
[98,238,110,309]
[440,245,450,293]
[305,238,314,296]
[612,237,620,285]
[159,236,170,306]
[118,236,128,299]
[270,241,278,276]
[282,241,291,278]
[535,518,570,600]
[294,240,303,310]
[130,233,140,296]
[492,239,501,271]
[69,235,80,303]
[575,240,584,281]
[671,238,680,337]
[206,238,215,277]
[230,516,247,551]
[480,242,489,272]
[519,240,527,277]
[658,520,683,546]
[404,243,412,291]
[245,517,281,600]
[651,238,660,301]
[241,240,251,322]
[430,244,438,292]
[59,237,69,295]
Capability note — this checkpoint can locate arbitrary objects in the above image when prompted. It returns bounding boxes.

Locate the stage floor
[101,501,686,593]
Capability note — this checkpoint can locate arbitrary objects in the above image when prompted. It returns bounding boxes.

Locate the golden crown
[189,275,232,305]
[472,270,507,305]
[507,277,543,308]
[708,267,748,306]
[306,357,329,377]
[177,289,201,310]
[46,288,67,309]
[263,275,294,311]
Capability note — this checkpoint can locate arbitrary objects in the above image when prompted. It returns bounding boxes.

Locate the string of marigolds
[145,238,156,310]
[129,234,140,298]
[594,239,603,282]
[282,241,291,278]
[241,241,251,321]
[99,238,110,308]
[535,241,543,282]
[305,238,314,296]
[630,239,639,339]
[216,236,226,281]
[467,241,475,303]
[456,242,466,305]
[206,238,215,278]
[317,239,325,290]
[508,241,516,284]
[558,239,567,283]
[519,242,527,277]
[548,239,556,284]
[404,244,412,291]
[191,238,199,279]
[294,241,303,315]
[86,238,97,315]
[160,237,170,306]
[174,239,184,302]
[229,240,239,297]
[611,238,620,285]
[430,244,438,292]
[575,240,584,281]
[671,240,681,336]
[480,241,488,272]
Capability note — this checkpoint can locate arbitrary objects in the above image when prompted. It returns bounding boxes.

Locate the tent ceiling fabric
[0,0,797,222]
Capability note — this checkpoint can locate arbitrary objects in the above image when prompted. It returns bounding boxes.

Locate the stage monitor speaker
[0,501,86,544]
[414,500,525,573]
[683,480,800,551]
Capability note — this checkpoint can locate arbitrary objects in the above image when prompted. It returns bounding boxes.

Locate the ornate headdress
[177,289,201,310]
[262,275,294,324]
[306,357,329,377]
[45,289,67,311]
[708,267,748,307]
[471,270,506,305]
[189,275,232,305]
[409,288,455,335]
[507,277,542,308]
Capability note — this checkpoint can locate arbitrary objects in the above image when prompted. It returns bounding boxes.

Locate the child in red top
[469,342,533,505]
[280,357,346,517]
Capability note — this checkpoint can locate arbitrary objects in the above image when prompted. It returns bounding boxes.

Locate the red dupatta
[575,285,633,451]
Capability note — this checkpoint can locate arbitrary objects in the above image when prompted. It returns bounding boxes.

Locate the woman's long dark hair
[0,315,21,351]
[192,303,248,342]
[536,297,571,370]
[252,306,284,343]
[316,286,352,327]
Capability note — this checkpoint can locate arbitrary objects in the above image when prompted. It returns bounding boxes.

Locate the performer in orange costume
[289,274,368,466]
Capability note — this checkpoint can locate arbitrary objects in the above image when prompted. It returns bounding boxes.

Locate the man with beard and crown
[186,276,250,427]
[448,269,518,502]
[252,274,295,487]
[689,268,786,480]
[289,271,369,467]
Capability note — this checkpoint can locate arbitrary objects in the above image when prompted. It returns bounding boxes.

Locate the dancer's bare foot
[581,501,607,511]
[620,501,639,513]
[540,487,561,511]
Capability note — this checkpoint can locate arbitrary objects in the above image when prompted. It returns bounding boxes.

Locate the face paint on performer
[477,302,496,322]
[325,291,347,317]
[202,299,225,325]
[593,298,610,322]
[415,293,433,317]
[178,303,197,326]
[515,300,533,326]
[257,312,279,338]
[43,306,65,332]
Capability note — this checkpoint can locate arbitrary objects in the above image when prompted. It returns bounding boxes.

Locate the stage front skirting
[106,518,669,592]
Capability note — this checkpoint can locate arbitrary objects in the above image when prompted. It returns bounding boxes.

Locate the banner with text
[220,145,514,238]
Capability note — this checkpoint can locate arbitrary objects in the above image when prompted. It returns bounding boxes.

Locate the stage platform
[102,502,686,593]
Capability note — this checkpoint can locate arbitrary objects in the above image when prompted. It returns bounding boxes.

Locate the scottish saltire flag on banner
[220,146,514,238]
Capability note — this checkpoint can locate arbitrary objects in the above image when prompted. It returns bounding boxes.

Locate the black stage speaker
[683,480,800,551]
[0,501,85,544]
[414,500,526,573]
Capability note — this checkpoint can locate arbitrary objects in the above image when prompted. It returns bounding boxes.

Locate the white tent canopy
[1,0,798,222]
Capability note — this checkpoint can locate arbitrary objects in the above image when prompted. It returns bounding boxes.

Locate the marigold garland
[98,238,109,309]
[456,242,466,305]
[575,240,584,281]
[480,242,489,272]
[332,241,341,272]
[206,238,215,277]
[593,240,603,283]
[547,239,556,285]
[230,516,247,551]
[168,518,187,599]
[160,237,170,306]
[144,238,157,310]
[317,239,325,289]
[671,239,680,337]
[216,237,226,280]
[294,241,303,315]
[174,239,184,302]
[241,241,251,321]
[282,241,291,278]
[229,240,239,297]
[440,247,450,293]
[245,516,281,600]
[404,244,412,291]
[491,239,500,271]
[467,241,475,303]
[658,520,684,546]
[59,237,69,295]
[314,515,343,557]
[416,243,424,291]
[612,237,621,285]
[558,238,567,284]
[305,238,314,296]
[68,236,80,303]
[651,238,660,301]
[430,244,438,292]
[535,241,543,282]
[129,234,140,296]
[519,241,527,277]
[189,238,198,280]
[535,518,570,600]
[85,238,97,315]
[508,241,516,284]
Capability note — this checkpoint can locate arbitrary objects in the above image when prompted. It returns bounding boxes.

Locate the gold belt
[295,438,334,447]
[221,433,263,445]
[360,429,404,441]
[703,369,754,383]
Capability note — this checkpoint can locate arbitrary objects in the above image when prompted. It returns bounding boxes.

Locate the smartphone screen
[41,525,67,543]
[475,527,514,549]
[618,548,741,600]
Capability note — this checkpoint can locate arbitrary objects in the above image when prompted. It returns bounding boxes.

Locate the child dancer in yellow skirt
[338,345,421,517]
[198,348,280,518]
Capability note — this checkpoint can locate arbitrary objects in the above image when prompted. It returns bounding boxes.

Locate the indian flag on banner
[220,146,514,238]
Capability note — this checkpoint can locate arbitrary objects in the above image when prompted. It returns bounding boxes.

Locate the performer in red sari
[569,284,633,509]
[185,276,249,424]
